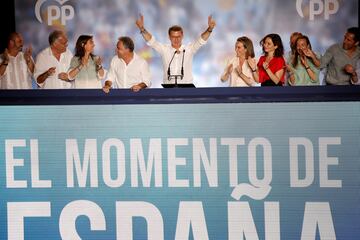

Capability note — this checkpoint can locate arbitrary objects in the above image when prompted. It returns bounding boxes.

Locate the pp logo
[296,0,339,20]
[35,0,75,26]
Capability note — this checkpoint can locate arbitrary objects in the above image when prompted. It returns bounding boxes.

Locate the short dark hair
[237,36,255,59]
[48,30,65,45]
[347,27,359,43]
[168,25,183,35]
[118,36,134,52]
[260,33,284,57]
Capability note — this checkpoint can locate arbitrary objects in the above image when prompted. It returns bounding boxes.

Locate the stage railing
[1,85,360,105]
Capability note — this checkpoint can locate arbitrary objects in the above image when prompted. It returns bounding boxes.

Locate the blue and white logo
[35,0,75,26]
[296,0,339,20]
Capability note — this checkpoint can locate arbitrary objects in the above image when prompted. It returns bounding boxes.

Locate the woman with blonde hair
[221,36,257,87]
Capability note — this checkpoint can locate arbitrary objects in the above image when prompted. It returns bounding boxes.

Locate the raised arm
[201,15,216,41]
[135,14,153,42]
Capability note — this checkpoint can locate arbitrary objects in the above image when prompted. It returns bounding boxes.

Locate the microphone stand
[167,49,185,88]
[167,50,177,81]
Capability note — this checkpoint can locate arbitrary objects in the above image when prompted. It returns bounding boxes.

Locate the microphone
[180,49,185,78]
[167,50,178,77]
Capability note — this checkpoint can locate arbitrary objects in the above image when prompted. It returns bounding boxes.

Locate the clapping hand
[95,56,102,66]
[226,64,233,75]
[47,67,56,76]
[262,61,269,70]
[247,58,257,71]
[24,46,33,63]
[2,48,10,63]
[94,56,103,71]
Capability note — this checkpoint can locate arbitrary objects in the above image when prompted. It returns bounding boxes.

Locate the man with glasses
[34,30,73,89]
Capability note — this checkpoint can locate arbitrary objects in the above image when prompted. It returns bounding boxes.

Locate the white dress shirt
[107,53,151,88]
[0,52,33,89]
[34,47,73,89]
[147,36,207,84]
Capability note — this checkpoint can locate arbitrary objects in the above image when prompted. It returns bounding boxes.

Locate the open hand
[24,46,33,62]
[302,48,315,58]
[208,15,216,30]
[135,14,145,30]
[2,48,10,62]
[226,64,233,75]
[247,58,257,71]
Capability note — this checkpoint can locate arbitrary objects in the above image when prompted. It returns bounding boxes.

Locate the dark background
[0,0,15,52]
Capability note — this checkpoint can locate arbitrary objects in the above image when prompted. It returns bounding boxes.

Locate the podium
[163,73,195,88]
[161,83,195,88]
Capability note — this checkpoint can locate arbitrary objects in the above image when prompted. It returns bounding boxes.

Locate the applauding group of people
[221,27,359,87]
[0,14,359,91]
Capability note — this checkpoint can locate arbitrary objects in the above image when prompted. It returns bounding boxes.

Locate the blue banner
[1,102,359,239]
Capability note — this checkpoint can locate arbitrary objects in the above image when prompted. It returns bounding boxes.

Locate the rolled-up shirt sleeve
[147,36,165,54]
[33,53,48,84]
[106,57,118,84]
[320,45,335,69]
[189,37,207,55]
[140,59,151,87]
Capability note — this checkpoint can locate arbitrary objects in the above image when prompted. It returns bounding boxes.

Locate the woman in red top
[249,33,285,86]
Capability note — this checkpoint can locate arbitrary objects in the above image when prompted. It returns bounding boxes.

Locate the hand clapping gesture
[226,64,233,75]
[24,46,33,63]
[2,48,10,63]
[262,61,269,70]
[247,58,257,72]
[95,56,102,66]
